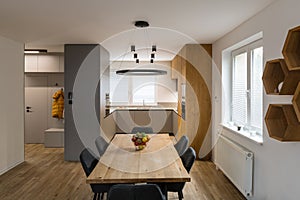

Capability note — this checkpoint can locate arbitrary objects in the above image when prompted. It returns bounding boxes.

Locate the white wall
[212,0,300,199]
[0,35,24,175]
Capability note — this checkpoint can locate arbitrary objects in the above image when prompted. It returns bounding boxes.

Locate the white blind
[110,71,129,103]
[232,52,247,125]
[250,47,263,130]
[132,76,155,104]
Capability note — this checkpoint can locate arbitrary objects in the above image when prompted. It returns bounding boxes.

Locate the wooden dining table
[87,134,190,198]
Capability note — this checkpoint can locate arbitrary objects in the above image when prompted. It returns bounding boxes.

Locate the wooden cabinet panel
[38,55,60,72]
[171,55,178,79]
[25,55,38,72]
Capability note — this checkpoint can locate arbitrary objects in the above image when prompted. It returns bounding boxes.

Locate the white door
[25,76,48,143]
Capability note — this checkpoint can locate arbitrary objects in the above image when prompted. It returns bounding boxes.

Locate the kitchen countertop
[105,106,181,118]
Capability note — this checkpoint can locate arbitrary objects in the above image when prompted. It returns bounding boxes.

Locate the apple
[142,137,148,143]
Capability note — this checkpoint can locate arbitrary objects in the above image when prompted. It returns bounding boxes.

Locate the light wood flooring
[0,144,245,200]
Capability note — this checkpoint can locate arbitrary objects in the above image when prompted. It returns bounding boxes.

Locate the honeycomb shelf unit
[282,25,300,71]
[262,59,300,95]
[292,83,300,122]
[265,104,300,141]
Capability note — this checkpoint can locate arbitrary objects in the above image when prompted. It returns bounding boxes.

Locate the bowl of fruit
[131,132,150,150]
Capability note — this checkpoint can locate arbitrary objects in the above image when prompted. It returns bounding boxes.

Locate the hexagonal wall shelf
[265,104,300,141]
[282,26,300,71]
[292,82,300,122]
[262,59,300,95]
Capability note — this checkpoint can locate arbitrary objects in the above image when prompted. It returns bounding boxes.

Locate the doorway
[25,75,48,143]
[25,74,64,144]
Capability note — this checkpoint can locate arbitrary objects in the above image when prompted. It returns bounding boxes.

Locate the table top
[87,134,190,184]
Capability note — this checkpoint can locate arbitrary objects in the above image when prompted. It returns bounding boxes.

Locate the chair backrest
[79,148,99,177]
[108,184,165,200]
[131,126,154,134]
[95,135,109,156]
[180,147,196,173]
[174,135,189,156]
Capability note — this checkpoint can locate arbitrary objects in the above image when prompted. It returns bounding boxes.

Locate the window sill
[220,123,263,145]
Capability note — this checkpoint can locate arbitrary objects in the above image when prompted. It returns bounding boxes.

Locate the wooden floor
[0,144,245,200]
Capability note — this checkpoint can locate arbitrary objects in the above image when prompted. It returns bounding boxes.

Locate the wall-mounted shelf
[292,83,300,122]
[262,59,300,95]
[265,104,300,141]
[282,26,300,71]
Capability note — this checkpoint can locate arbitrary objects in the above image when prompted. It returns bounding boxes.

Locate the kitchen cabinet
[115,109,173,133]
[25,53,64,73]
[38,55,59,72]
[59,55,64,72]
[24,55,38,72]
[64,44,109,161]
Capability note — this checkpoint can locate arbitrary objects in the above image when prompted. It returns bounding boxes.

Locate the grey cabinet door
[64,44,102,161]
[25,76,48,143]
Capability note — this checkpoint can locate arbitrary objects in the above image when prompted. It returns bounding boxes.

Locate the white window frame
[230,39,263,136]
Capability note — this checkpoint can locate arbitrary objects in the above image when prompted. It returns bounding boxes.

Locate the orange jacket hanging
[52,89,64,119]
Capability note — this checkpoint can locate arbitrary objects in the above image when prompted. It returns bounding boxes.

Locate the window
[231,40,263,134]
[132,76,156,104]
[110,71,156,105]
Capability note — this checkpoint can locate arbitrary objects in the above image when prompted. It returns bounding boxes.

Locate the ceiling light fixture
[116,69,167,76]
[117,20,165,76]
[131,21,157,64]
[134,20,149,28]
[24,49,47,54]
[131,45,135,52]
[152,45,156,52]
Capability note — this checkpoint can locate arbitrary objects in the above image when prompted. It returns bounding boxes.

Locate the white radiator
[215,134,253,197]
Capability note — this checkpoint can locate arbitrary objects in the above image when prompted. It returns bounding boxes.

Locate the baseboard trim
[0,160,24,176]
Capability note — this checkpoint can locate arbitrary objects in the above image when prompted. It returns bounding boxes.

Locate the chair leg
[100,193,104,200]
[93,193,98,200]
[178,190,183,200]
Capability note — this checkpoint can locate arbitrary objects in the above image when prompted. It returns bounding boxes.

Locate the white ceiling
[0,0,276,60]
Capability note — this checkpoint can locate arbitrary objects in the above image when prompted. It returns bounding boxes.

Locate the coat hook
[55,83,58,86]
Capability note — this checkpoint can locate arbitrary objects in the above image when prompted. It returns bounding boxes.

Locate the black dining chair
[95,135,109,156]
[164,147,196,200]
[80,148,112,200]
[108,184,166,200]
[174,135,189,156]
[131,126,154,134]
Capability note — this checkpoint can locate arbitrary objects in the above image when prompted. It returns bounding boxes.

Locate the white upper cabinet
[59,55,64,72]
[25,54,64,73]
[24,55,38,72]
[38,55,59,72]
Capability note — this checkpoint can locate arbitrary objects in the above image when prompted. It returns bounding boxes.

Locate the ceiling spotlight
[152,45,156,52]
[134,21,149,28]
[151,53,155,59]
[134,53,138,59]
[150,59,154,63]
[131,45,135,52]
[136,59,139,64]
